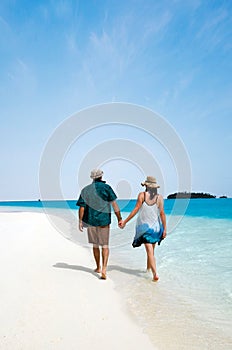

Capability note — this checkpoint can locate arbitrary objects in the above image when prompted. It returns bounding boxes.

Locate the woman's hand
[162,228,167,239]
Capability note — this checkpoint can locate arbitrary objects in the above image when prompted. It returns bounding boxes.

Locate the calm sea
[0,198,231,219]
[0,198,232,349]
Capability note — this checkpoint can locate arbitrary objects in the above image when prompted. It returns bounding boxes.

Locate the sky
[0,0,232,200]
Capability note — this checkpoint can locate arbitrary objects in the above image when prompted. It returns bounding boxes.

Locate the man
[76,169,122,280]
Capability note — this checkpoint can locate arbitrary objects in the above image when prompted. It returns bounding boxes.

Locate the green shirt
[76,180,117,226]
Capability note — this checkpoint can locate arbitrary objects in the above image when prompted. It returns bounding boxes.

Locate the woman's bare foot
[100,268,107,280]
[100,272,107,280]
[152,274,159,282]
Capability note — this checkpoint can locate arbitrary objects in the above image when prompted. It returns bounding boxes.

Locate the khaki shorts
[87,225,110,247]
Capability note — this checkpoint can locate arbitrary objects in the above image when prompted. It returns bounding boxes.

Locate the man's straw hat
[90,169,104,179]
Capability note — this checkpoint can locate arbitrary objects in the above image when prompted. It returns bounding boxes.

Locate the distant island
[167,192,216,199]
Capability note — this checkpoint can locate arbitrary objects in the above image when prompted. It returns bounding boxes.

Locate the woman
[120,176,167,281]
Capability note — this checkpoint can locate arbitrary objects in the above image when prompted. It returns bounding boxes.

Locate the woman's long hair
[146,186,158,200]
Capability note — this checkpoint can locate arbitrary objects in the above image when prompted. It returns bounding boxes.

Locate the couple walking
[77,169,166,281]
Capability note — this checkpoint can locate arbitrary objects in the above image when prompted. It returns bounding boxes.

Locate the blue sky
[0,0,232,200]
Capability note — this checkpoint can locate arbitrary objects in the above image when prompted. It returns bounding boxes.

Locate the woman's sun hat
[90,168,104,179]
[141,176,160,188]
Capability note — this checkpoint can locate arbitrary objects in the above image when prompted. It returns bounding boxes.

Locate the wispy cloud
[143,10,172,40]
[195,6,231,50]
[83,6,173,77]
[51,0,73,19]
[197,8,227,35]
[37,4,50,21]
[66,32,79,54]
[60,2,176,104]
[0,15,10,29]
[37,1,78,25]
[172,71,196,101]
[6,58,37,95]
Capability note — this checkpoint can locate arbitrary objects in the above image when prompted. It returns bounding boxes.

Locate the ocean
[0,198,231,349]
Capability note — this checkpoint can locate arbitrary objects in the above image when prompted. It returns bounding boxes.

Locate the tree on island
[167,192,216,199]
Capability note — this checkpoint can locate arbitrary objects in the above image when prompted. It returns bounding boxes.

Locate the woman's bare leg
[146,243,155,270]
[145,243,159,281]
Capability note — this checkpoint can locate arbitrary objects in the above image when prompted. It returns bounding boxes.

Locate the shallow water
[109,215,232,350]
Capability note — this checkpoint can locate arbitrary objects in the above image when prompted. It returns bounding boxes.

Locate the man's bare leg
[101,246,109,279]
[93,245,101,272]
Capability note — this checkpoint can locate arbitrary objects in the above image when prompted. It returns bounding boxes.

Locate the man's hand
[79,220,84,232]
[78,207,85,232]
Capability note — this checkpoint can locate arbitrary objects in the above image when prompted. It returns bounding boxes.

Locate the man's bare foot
[94,268,101,273]
[152,275,159,282]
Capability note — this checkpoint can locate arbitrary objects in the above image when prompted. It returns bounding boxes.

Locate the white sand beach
[0,212,156,350]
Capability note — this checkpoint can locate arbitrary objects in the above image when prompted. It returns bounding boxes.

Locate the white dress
[132,193,164,247]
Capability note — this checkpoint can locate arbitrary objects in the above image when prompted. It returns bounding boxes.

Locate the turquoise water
[1,198,232,219]
[1,199,232,349]
[109,214,232,349]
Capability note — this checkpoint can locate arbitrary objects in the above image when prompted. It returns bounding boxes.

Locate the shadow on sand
[53,262,144,278]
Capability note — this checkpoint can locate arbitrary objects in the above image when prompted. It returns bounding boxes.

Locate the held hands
[79,219,126,231]
[118,220,126,229]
